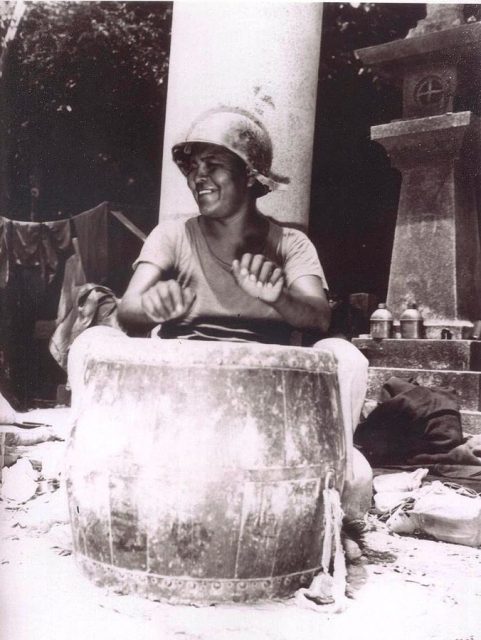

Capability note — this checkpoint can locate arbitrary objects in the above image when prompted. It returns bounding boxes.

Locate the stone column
[159,2,323,230]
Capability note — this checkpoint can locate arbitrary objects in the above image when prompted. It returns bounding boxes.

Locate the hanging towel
[0,217,10,288]
[73,202,109,284]
[49,239,87,370]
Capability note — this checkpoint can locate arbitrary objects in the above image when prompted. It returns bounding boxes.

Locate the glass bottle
[400,303,423,339]
[370,303,393,339]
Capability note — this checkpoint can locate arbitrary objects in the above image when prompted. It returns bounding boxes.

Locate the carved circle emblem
[414,76,445,106]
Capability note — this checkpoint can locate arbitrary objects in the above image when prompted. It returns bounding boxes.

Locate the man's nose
[194,161,209,182]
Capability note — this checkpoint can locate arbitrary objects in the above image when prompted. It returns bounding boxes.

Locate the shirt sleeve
[280,228,328,290]
[132,220,181,272]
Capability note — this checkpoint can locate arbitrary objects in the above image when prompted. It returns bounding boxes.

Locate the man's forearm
[118,295,155,329]
[270,289,331,332]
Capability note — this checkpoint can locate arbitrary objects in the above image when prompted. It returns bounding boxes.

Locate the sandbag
[355,377,464,466]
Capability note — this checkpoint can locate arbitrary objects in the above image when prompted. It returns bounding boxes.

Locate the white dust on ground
[1,408,481,640]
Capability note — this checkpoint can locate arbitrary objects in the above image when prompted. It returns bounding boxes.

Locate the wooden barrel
[65,337,345,603]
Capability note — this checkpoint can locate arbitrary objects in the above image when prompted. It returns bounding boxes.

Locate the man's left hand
[232,253,284,303]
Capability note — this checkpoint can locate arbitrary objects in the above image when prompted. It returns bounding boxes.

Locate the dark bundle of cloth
[49,283,121,370]
[354,376,481,466]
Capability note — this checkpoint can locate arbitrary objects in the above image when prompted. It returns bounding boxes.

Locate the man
[118,107,371,546]
[119,108,331,344]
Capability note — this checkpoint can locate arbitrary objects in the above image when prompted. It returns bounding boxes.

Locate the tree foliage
[12,1,171,115]
[3,1,172,221]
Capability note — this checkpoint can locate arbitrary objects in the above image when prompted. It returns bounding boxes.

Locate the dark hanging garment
[73,202,109,284]
[0,217,10,288]
[10,222,44,267]
[44,219,72,254]
[9,219,72,285]
[49,240,87,370]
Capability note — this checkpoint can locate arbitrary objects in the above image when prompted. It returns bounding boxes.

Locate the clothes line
[0,202,146,289]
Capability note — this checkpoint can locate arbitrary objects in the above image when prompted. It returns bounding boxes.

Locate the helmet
[172,107,289,195]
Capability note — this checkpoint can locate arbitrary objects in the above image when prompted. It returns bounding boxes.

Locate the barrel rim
[72,335,338,373]
[75,553,321,603]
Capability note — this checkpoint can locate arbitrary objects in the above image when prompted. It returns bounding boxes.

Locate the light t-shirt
[133,215,328,344]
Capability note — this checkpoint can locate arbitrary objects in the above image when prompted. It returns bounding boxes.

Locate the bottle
[369,303,393,339]
[400,303,423,339]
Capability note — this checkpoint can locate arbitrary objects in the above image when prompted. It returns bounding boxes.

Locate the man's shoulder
[266,216,309,238]
[266,219,312,249]
[148,215,198,238]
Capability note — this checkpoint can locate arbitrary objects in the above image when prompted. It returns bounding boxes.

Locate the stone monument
[353,6,481,438]
[356,4,481,338]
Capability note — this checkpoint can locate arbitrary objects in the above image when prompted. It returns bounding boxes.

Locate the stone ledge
[353,338,481,371]
[366,367,481,411]
[460,410,481,437]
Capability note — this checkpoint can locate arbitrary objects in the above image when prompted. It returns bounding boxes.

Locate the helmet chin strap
[249,169,289,192]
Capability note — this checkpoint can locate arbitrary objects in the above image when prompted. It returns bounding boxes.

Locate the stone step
[459,410,481,437]
[366,366,481,411]
[353,338,481,371]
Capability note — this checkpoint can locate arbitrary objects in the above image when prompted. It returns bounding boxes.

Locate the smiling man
[119,107,331,343]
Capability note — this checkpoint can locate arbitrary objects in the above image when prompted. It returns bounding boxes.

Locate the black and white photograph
[1,1,481,638]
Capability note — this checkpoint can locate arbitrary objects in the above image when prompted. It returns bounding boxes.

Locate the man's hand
[141,280,195,323]
[232,253,285,303]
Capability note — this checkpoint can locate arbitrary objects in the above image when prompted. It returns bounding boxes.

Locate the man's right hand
[140,280,195,323]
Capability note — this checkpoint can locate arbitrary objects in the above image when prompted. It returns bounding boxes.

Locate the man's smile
[197,187,219,203]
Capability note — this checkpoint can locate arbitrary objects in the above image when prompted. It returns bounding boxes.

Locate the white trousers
[313,337,372,520]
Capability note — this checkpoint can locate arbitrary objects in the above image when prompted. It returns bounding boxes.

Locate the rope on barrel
[295,470,348,612]
[324,475,348,611]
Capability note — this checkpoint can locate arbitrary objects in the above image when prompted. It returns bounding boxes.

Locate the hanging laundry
[73,202,109,284]
[0,217,10,288]
[44,219,72,253]
[9,218,72,285]
[49,239,87,370]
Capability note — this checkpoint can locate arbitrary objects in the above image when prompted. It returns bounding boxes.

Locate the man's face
[185,144,251,219]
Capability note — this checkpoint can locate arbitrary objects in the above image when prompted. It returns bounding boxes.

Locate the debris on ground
[1,407,481,640]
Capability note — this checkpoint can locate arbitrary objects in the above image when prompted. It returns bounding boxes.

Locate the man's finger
[239,253,253,276]
[182,286,196,313]
[268,267,284,288]
[249,254,265,281]
[156,282,175,318]
[258,260,275,284]
[142,288,168,322]
[167,280,184,314]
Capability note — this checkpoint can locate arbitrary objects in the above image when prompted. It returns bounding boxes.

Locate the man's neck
[199,206,268,259]
[201,204,263,240]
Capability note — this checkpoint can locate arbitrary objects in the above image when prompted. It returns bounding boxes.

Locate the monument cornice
[371,111,480,168]
[355,22,481,81]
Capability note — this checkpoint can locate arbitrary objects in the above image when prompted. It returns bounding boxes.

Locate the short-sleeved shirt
[134,215,328,344]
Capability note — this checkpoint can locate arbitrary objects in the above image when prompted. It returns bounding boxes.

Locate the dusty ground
[1,408,481,640]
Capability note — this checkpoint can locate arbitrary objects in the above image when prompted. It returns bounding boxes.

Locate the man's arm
[272,275,330,332]
[118,262,195,329]
[232,254,331,332]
